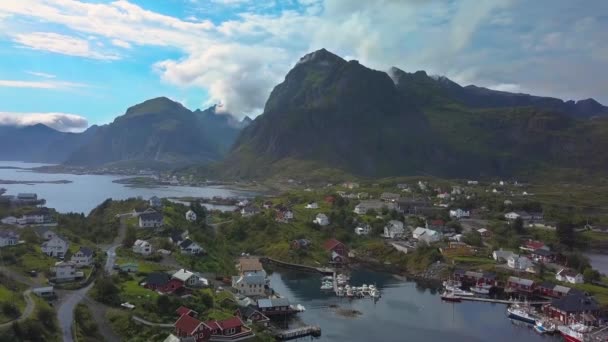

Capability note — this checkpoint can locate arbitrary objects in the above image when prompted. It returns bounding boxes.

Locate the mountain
[65,97,245,168]
[224,49,608,180]
[0,124,98,163]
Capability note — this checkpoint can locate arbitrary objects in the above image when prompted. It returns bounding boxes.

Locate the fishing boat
[506,304,537,324]
[470,285,490,295]
[320,281,333,290]
[443,280,462,292]
[534,320,556,334]
[322,275,333,281]
[441,291,461,302]
[452,288,474,297]
[557,323,593,342]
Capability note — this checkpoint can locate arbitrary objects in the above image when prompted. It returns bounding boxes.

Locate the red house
[323,239,347,256]
[142,272,185,294]
[175,313,210,342]
[530,248,555,263]
[506,276,535,293]
[324,196,336,204]
[174,309,253,342]
[235,306,270,326]
[543,293,601,325]
[520,240,548,252]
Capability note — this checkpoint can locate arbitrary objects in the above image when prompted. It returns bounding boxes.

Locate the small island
[0,179,72,185]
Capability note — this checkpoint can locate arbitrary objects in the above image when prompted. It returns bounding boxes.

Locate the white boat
[470,286,490,295]
[534,320,556,334]
[293,304,306,312]
[506,304,537,324]
[452,288,474,297]
[557,323,593,342]
[322,275,333,281]
[443,280,462,292]
[320,281,333,290]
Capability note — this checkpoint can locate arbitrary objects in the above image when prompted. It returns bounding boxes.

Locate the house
[330,251,346,264]
[383,220,405,239]
[185,210,197,222]
[36,228,57,240]
[179,239,204,255]
[232,273,267,296]
[449,209,470,219]
[507,255,533,271]
[41,235,69,258]
[142,272,189,295]
[324,196,336,204]
[170,231,188,245]
[291,239,311,250]
[492,249,516,263]
[477,228,491,238]
[149,196,162,208]
[353,200,396,215]
[323,238,348,257]
[0,230,19,247]
[133,239,153,256]
[313,213,330,226]
[543,293,600,325]
[380,192,400,202]
[556,269,584,284]
[240,206,260,217]
[506,276,535,293]
[32,286,55,299]
[343,182,360,189]
[235,306,269,326]
[504,211,522,221]
[530,248,555,263]
[453,270,496,286]
[354,224,371,236]
[257,298,291,316]
[174,312,252,342]
[237,257,265,276]
[20,209,51,225]
[52,261,82,282]
[305,202,318,209]
[537,282,572,298]
[390,241,417,254]
[173,269,208,288]
[0,216,17,225]
[520,240,549,252]
[70,246,94,267]
[275,209,294,223]
[139,212,163,228]
[118,263,139,273]
[412,227,441,244]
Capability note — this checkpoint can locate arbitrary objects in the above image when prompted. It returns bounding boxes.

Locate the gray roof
[140,212,163,221]
[76,246,94,257]
[257,297,290,308]
[551,293,600,312]
[508,276,534,286]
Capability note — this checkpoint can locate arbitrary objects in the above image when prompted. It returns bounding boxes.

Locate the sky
[0,0,606,132]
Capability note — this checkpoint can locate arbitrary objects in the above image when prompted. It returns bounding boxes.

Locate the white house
[275,209,294,223]
[556,269,584,284]
[132,239,153,256]
[232,273,267,296]
[0,216,17,225]
[172,269,208,287]
[353,200,395,215]
[449,209,470,219]
[412,227,441,244]
[185,210,197,222]
[52,261,84,282]
[507,255,532,270]
[0,231,19,247]
[41,236,69,258]
[313,213,330,226]
[38,228,57,241]
[149,196,162,208]
[383,220,405,239]
[492,249,516,263]
[70,247,94,267]
[179,239,204,255]
[504,211,522,221]
[138,212,163,228]
[354,224,371,236]
[305,202,319,209]
[241,206,261,217]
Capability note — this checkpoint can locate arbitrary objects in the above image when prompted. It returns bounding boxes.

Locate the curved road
[0,290,34,328]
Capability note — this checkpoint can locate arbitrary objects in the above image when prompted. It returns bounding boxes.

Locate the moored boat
[506,304,537,324]
[441,291,461,302]
[534,320,556,334]
[470,286,490,295]
[557,323,593,342]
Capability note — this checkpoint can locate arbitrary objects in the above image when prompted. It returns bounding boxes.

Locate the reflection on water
[268,269,556,342]
[0,161,255,213]
[586,253,608,275]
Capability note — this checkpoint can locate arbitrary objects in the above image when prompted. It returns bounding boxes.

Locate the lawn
[0,285,26,324]
[571,283,608,305]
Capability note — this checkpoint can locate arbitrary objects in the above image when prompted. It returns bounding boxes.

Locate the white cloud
[13,32,120,60]
[25,71,56,78]
[0,79,88,89]
[488,83,522,93]
[111,39,132,49]
[0,112,88,132]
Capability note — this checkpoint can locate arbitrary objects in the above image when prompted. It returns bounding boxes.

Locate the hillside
[63,98,245,168]
[223,49,608,180]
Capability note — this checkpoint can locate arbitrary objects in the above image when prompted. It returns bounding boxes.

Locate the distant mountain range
[222,49,608,180]
[0,98,250,167]
[2,48,608,179]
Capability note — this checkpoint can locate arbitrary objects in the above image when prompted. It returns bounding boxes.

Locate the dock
[272,326,321,340]
[261,257,334,275]
[451,296,550,305]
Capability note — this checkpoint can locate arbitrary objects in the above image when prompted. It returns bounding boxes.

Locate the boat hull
[559,332,582,342]
[508,313,536,325]
[441,296,461,302]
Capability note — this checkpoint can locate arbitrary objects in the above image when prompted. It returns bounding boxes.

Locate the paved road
[57,283,94,342]
[0,290,34,328]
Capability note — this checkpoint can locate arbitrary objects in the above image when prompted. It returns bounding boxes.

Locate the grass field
[0,285,25,324]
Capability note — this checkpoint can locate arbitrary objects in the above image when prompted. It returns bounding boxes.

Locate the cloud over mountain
[0,112,88,132]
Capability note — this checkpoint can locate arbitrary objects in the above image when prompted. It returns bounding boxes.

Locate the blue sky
[0,0,606,131]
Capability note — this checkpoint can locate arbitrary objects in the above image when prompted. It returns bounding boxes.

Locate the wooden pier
[451,296,550,305]
[272,326,321,340]
[261,257,334,275]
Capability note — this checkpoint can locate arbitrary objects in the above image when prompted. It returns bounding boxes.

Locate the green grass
[0,285,26,324]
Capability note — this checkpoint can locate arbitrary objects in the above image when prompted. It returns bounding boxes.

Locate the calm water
[0,161,253,214]
[586,253,608,275]
[269,269,556,342]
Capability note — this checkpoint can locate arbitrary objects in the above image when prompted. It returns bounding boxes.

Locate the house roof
[532,248,554,256]
[171,232,185,243]
[257,297,290,308]
[133,239,150,247]
[216,317,244,330]
[140,212,163,221]
[176,306,197,317]
[172,269,195,282]
[233,274,266,286]
[557,269,581,278]
[323,238,344,251]
[523,240,546,250]
[175,312,203,335]
[145,272,171,286]
[508,276,534,286]
[553,285,571,294]
[239,258,263,272]
[76,246,94,257]
[237,306,268,321]
[538,281,556,289]
[0,230,18,239]
[551,293,600,313]
[180,239,194,249]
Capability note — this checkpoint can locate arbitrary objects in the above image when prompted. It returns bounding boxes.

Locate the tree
[583,268,601,283]
[37,306,56,332]
[93,277,120,305]
[1,302,19,318]
[556,221,576,249]
[157,295,172,314]
[123,226,137,248]
[512,217,524,234]
[463,231,483,247]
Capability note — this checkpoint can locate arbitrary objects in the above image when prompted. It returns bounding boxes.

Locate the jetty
[261,257,334,275]
[450,296,550,305]
[271,326,321,340]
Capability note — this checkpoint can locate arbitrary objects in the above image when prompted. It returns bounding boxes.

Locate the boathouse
[506,276,535,294]
[542,293,601,325]
[453,270,496,286]
[257,297,293,316]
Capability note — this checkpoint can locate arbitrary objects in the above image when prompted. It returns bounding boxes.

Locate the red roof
[524,240,546,249]
[175,313,202,335]
[217,316,244,330]
[323,238,344,251]
[176,306,194,317]
[430,219,445,226]
[205,320,221,330]
[324,196,335,203]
